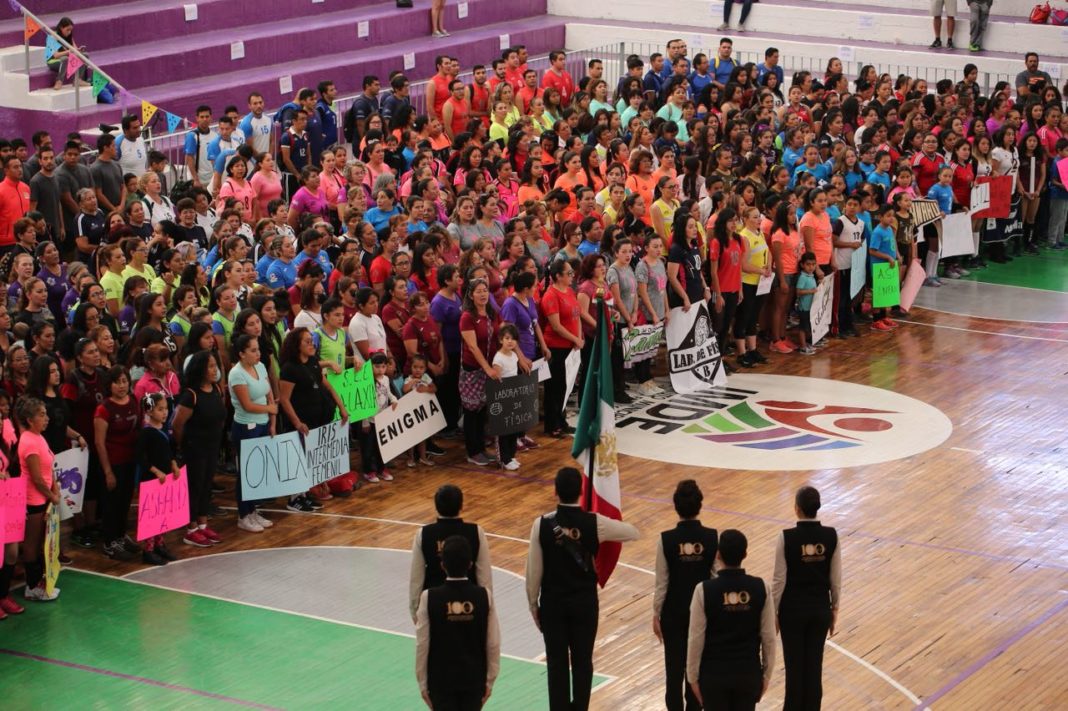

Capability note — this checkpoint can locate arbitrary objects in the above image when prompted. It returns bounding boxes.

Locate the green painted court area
[0,571,588,710]
[966,248,1068,292]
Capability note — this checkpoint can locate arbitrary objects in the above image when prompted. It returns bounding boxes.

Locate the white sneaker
[237,515,264,533]
[24,583,59,601]
[503,459,521,471]
[251,511,273,528]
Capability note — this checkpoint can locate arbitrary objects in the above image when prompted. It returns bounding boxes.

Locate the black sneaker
[614,390,634,404]
[946,38,955,49]
[71,530,95,549]
[287,497,314,512]
[121,535,142,554]
[737,354,756,368]
[425,441,446,456]
[142,550,168,566]
[305,496,324,511]
[930,38,942,48]
[104,540,135,561]
[749,350,768,364]
[211,482,226,493]
[156,545,177,562]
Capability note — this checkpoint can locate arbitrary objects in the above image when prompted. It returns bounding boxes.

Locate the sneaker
[439,29,450,36]
[749,350,768,364]
[923,277,942,287]
[24,583,59,601]
[142,550,168,566]
[183,529,214,547]
[955,266,971,276]
[770,340,793,354]
[104,539,134,560]
[871,319,892,331]
[930,38,942,48]
[1053,242,1067,250]
[503,459,521,471]
[723,361,737,375]
[237,516,264,533]
[287,497,315,512]
[516,438,531,452]
[520,436,538,449]
[0,596,25,614]
[379,469,394,482]
[304,495,324,510]
[717,22,729,30]
[426,441,446,456]
[156,545,177,562]
[637,381,658,395]
[432,30,445,37]
[969,43,980,52]
[251,511,273,528]
[883,318,899,329]
[418,457,435,466]
[945,268,961,279]
[407,457,418,468]
[798,345,816,355]
[122,535,141,554]
[738,352,757,368]
[614,390,634,404]
[362,471,381,483]
[211,482,226,493]
[71,529,95,549]
[947,38,955,49]
[466,453,492,466]
[199,527,222,544]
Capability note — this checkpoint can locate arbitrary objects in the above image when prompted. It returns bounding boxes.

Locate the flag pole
[583,297,602,512]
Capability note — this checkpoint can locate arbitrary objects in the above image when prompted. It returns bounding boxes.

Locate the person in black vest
[687,529,775,711]
[409,484,493,623]
[771,486,841,711]
[415,535,501,711]
[525,466,640,711]
[654,479,718,711]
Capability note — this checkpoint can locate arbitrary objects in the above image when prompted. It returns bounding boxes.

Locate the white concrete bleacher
[553,0,1068,93]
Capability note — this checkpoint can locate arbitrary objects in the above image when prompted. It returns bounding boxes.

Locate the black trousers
[662,613,701,711]
[540,592,599,711]
[183,435,220,520]
[780,606,832,711]
[699,671,762,711]
[733,283,765,339]
[437,352,461,430]
[101,462,136,541]
[544,346,572,433]
[836,267,854,334]
[463,406,486,457]
[715,292,739,352]
[611,322,626,394]
[428,686,483,711]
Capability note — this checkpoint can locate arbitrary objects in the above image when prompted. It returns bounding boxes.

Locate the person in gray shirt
[29,146,63,243]
[1015,52,1052,99]
[89,134,125,213]
[55,140,93,249]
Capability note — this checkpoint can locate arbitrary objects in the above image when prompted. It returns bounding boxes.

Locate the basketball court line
[0,647,281,710]
[235,508,921,706]
[898,318,1068,343]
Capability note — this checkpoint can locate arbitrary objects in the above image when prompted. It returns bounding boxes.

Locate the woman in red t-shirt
[540,260,584,436]
[402,293,445,378]
[458,279,498,466]
[708,207,744,370]
[94,366,142,561]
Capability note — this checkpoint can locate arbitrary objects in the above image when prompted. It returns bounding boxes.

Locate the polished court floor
[3,248,1067,710]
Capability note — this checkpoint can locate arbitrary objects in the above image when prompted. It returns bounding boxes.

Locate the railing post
[74,66,80,113]
[618,41,625,88]
[23,18,29,78]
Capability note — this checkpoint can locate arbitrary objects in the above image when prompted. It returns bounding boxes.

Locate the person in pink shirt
[0,406,25,615]
[1037,105,1064,157]
[250,153,283,218]
[319,149,348,229]
[216,157,258,221]
[17,396,59,601]
[288,166,330,230]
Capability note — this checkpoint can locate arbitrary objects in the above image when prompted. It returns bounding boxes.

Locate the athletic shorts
[930,0,957,16]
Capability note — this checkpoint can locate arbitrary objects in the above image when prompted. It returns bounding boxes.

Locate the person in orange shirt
[0,156,31,253]
[626,150,657,226]
[541,51,576,106]
[425,56,453,122]
[553,151,588,220]
[442,80,471,142]
[517,70,543,115]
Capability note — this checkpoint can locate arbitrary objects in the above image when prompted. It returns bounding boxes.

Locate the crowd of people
[0,32,1062,611]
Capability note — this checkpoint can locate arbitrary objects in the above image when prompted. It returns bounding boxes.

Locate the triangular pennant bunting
[166,112,182,133]
[44,35,60,61]
[91,71,108,98]
[23,16,40,41]
[65,53,83,79]
[141,99,158,126]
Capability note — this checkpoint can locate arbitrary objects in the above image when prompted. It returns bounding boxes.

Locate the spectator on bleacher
[90,135,125,214]
[279,110,311,196]
[115,115,147,176]
[240,92,273,156]
[346,76,382,147]
[184,106,217,190]
[316,81,339,149]
[929,0,956,49]
[1015,52,1052,100]
[968,0,993,52]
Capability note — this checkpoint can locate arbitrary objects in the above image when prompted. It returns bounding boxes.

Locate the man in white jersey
[240,92,273,155]
[115,114,147,176]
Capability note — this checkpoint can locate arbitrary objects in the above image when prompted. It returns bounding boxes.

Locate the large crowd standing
[0,25,1064,613]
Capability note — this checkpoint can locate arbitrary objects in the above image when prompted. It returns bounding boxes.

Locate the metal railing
[17,3,131,115]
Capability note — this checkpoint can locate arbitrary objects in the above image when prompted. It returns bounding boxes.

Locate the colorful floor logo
[612,374,953,470]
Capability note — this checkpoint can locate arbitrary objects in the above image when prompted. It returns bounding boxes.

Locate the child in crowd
[361,352,398,483]
[401,354,437,468]
[136,392,181,566]
[869,205,902,331]
[794,253,819,355]
[492,324,521,471]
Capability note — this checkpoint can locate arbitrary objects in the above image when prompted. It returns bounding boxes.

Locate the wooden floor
[72,306,1068,710]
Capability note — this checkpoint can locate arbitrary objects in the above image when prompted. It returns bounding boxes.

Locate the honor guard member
[687,529,776,711]
[526,467,640,711]
[410,484,493,623]
[654,480,718,711]
[772,486,841,711]
[415,535,501,711]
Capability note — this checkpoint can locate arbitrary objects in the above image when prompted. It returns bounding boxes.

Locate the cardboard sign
[239,430,308,500]
[756,272,775,296]
[0,477,26,544]
[621,324,664,363]
[666,302,726,393]
[304,420,350,487]
[55,447,89,521]
[374,391,447,463]
[872,262,901,308]
[326,362,378,421]
[810,273,835,344]
[485,373,539,436]
[562,348,581,411]
[941,213,977,258]
[971,175,1011,219]
[850,239,867,298]
[899,260,927,313]
[136,469,190,540]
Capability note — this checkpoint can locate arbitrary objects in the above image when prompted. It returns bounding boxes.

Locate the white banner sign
[374,391,447,464]
[850,239,867,298]
[666,302,726,393]
[55,446,89,521]
[940,213,978,258]
[621,323,664,363]
[562,348,581,411]
[810,273,835,344]
[969,182,990,215]
[756,272,775,296]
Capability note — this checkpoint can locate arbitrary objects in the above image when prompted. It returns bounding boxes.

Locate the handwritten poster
[304,420,350,487]
[375,391,447,463]
[0,477,26,544]
[326,362,377,421]
[136,469,190,540]
[485,373,539,437]
[55,447,89,521]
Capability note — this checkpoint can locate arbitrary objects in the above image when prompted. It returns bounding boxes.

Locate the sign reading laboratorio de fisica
[612,374,953,470]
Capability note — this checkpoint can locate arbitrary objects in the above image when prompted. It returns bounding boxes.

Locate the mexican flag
[571,298,623,587]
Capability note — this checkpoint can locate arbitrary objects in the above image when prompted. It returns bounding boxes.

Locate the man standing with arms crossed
[526,466,640,711]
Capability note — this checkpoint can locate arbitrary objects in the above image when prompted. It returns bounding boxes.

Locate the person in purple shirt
[35,241,68,323]
[429,263,463,434]
[288,166,330,229]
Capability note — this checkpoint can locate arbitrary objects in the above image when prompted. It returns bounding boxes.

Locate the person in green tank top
[314,298,350,375]
[211,285,239,371]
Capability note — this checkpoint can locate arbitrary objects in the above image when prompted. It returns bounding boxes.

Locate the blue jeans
[1049,198,1068,247]
[232,421,269,516]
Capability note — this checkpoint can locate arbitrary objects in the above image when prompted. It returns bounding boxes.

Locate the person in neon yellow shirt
[98,244,127,317]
